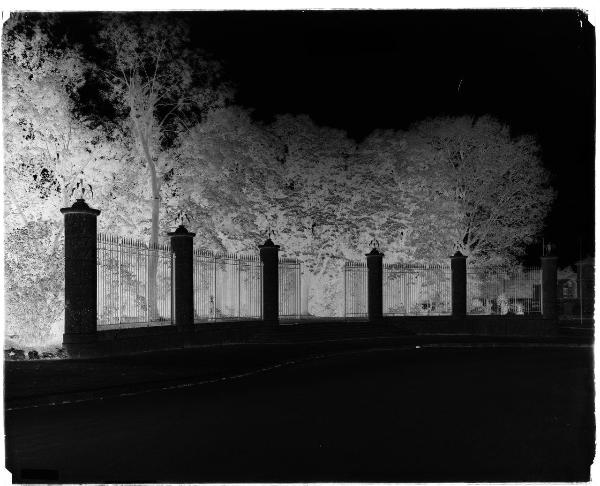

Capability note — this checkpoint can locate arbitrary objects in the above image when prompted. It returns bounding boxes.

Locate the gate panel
[97,234,174,328]
[344,261,368,318]
[467,266,541,315]
[383,263,452,316]
[193,250,262,321]
[279,258,301,318]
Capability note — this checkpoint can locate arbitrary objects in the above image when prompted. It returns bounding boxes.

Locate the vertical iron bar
[171,250,175,324]
[213,255,217,320]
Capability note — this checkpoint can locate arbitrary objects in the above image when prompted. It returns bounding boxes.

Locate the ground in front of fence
[5,345,594,483]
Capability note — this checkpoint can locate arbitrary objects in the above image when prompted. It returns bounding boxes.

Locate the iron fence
[279,257,302,318]
[193,250,262,320]
[344,261,368,318]
[467,265,541,315]
[383,263,452,316]
[97,234,174,328]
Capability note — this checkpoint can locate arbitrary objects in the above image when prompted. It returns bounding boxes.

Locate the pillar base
[63,332,98,343]
[62,332,98,358]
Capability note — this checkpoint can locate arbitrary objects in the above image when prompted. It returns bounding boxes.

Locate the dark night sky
[66,9,595,265]
[185,10,595,266]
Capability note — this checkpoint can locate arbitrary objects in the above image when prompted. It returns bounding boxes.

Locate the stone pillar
[576,256,594,317]
[259,238,280,323]
[451,251,467,317]
[541,254,558,319]
[366,248,384,321]
[168,225,195,329]
[60,199,101,352]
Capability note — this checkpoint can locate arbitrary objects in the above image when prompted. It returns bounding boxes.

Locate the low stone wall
[383,315,558,337]
[63,316,560,358]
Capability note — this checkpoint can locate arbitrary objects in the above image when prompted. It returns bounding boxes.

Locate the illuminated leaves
[404,116,554,264]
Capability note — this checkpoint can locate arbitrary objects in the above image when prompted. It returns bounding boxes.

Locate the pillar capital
[167,224,196,238]
[366,247,384,258]
[259,238,280,251]
[540,254,558,262]
[60,198,101,216]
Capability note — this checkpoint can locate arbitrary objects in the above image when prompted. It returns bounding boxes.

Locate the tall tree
[403,116,554,264]
[96,14,229,316]
[96,13,228,244]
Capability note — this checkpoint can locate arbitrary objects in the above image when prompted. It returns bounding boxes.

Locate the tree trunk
[140,135,161,322]
[147,168,160,322]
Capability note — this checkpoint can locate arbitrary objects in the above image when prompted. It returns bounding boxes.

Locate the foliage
[3,15,556,334]
[403,116,554,264]
[95,13,230,245]
[168,106,282,250]
[3,15,129,344]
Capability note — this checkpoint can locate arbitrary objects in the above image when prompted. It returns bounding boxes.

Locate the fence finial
[174,210,191,228]
[368,238,382,255]
[266,227,276,241]
[67,174,93,201]
[262,227,277,247]
[543,242,557,257]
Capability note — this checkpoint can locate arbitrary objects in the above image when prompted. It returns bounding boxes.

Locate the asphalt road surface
[5,345,595,483]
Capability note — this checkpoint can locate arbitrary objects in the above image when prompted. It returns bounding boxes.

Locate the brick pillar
[451,251,467,317]
[60,199,101,353]
[366,248,384,321]
[259,238,280,323]
[541,254,558,319]
[168,225,195,328]
[576,256,594,317]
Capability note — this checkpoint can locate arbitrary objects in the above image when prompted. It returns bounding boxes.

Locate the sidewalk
[5,331,593,410]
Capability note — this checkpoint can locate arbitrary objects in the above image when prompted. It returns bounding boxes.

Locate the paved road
[5,345,594,483]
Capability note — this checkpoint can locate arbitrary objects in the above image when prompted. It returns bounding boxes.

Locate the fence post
[259,237,280,324]
[366,248,384,321]
[60,198,101,355]
[451,251,467,317]
[168,225,195,329]
[541,252,558,319]
[576,256,594,318]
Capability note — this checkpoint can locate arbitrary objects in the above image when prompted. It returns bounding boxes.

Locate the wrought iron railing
[344,261,368,318]
[97,234,174,328]
[279,257,302,318]
[193,250,262,320]
[383,263,452,316]
[467,265,541,315]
